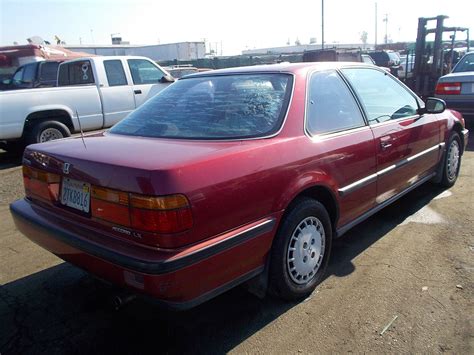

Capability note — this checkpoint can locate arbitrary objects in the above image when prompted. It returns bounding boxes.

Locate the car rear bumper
[10,198,278,309]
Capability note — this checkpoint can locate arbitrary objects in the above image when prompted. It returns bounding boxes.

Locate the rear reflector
[435,82,461,95]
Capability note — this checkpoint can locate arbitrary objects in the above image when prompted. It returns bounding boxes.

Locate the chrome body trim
[338,143,444,196]
[336,172,436,237]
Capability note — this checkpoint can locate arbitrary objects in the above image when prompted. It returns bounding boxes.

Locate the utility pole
[375,2,378,47]
[383,14,388,44]
[321,0,325,49]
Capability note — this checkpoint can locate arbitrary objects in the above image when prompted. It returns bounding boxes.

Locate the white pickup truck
[0,56,173,151]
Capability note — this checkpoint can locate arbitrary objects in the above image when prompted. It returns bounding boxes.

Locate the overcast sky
[1,0,472,54]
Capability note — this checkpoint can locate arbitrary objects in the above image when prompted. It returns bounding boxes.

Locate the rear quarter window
[306,70,365,135]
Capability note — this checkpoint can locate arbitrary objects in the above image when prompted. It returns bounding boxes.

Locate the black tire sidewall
[269,197,332,300]
[27,121,71,145]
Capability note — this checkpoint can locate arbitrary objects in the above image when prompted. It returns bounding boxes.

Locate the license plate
[61,178,91,213]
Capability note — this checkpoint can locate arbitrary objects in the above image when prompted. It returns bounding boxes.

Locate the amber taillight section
[90,187,192,234]
[23,165,60,202]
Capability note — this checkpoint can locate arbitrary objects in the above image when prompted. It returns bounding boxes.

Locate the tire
[269,197,332,301]
[26,120,71,145]
[439,132,462,188]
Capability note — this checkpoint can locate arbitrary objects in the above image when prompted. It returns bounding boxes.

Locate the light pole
[321,0,325,49]
[375,2,378,47]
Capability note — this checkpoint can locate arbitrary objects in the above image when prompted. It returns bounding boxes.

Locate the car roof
[185,62,372,78]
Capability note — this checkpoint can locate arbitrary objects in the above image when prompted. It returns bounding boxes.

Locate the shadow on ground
[0,149,22,170]
[0,182,447,354]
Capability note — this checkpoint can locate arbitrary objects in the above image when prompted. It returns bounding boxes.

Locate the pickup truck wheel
[27,121,71,145]
[269,197,332,301]
[439,132,462,187]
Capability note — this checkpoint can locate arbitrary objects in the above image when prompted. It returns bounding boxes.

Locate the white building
[65,42,206,61]
[242,43,374,55]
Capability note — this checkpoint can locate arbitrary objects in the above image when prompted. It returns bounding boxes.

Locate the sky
[1,0,472,55]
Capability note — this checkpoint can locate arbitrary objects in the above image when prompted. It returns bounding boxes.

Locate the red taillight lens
[435,82,461,95]
[23,165,60,202]
[91,198,131,226]
[130,207,193,234]
[129,193,192,234]
[90,186,192,234]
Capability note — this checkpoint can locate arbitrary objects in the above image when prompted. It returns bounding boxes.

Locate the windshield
[453,53,474,73]
[110,73,293,139]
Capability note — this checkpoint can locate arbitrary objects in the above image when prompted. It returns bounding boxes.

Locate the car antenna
[75,109,87,149]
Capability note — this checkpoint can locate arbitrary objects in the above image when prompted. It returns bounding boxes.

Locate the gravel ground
[0,137,472,354]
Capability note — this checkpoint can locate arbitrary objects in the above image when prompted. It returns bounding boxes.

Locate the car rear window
[453,53,474,73]
[109,73,293,139]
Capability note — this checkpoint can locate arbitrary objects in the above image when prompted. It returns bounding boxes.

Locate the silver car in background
[435,51,474,119]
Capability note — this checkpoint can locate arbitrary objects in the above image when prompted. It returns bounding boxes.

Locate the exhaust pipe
[112,292,136,310]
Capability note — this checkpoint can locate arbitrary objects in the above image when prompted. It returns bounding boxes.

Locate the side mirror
[425,97,446,114]
[2,79,11,85]
[159,74,175,83]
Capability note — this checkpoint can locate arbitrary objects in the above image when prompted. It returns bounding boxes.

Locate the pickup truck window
[104,60,127,86]
[127,59,165,85]
[58,60,95,86]
[11,66,24,85]
[22,63,36,84]
[110,73,293,139]
[39,62,60,83]
[306,70,365,135]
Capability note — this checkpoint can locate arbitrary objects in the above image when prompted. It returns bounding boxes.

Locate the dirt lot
[0,137,473,354]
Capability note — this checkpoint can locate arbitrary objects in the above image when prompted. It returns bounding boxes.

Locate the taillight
[91,186,131,227]
[23,165,60,202]
[435,82,461,95]
[90,186,192,234]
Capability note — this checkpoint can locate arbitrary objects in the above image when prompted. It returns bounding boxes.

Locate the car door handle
[380,141,393,150]
[134,89,142,94]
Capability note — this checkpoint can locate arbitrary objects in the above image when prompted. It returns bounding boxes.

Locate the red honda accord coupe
[11,63,469,309]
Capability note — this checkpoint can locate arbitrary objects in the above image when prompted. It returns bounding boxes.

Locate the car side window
[22,64,36,84]
[127,59,165,85]
[39,62,60,82]
[341,68,419,124]
[104,60,127,86]
[58,60,95,86]
[11,67,24,85]
[306,70,365,135]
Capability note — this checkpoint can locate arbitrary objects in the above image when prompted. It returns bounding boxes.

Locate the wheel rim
[447,140,460,181]
[287,216,325,285]
[39,128,63,142]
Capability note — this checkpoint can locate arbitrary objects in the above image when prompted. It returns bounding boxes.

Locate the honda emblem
[63,163,71,174]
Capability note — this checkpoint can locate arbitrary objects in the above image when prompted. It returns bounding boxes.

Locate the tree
[360,31,368,49]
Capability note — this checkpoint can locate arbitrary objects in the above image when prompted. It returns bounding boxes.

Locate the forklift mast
[412,15,469,98]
